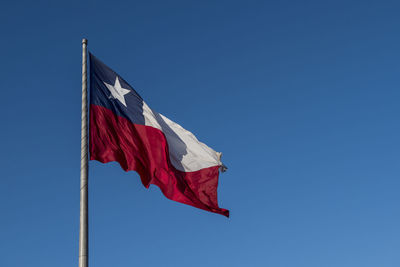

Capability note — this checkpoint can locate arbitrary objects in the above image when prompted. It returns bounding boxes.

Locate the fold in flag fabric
[89,53,229,217]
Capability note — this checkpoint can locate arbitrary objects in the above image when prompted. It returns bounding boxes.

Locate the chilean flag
[89,54,229,217]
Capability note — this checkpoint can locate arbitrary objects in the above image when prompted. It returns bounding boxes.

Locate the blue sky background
[1,0,399,266]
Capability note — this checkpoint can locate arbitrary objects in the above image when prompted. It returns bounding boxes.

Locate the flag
[89,53,229,217]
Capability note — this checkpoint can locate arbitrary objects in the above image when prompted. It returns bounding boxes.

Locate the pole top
[82,38,88,45]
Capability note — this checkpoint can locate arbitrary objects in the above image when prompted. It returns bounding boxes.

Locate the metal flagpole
[79,38,89,267]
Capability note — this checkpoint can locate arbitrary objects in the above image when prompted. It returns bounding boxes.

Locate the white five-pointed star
[104,77,131,107]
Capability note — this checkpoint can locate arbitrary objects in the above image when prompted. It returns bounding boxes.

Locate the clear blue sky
[0,0,399,266]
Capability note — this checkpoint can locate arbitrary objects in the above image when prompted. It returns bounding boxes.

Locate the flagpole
[79,38,89,267]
